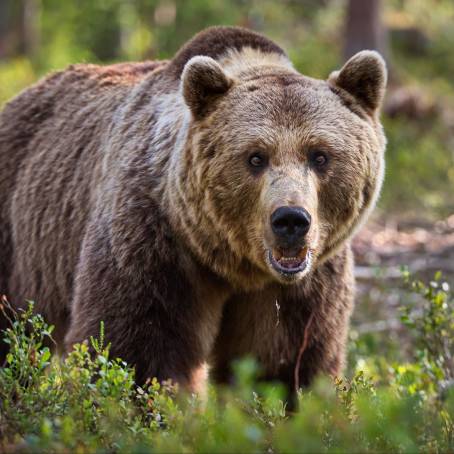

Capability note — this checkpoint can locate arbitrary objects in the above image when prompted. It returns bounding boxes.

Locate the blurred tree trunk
[0,0,13,58]
[0,0,40,59]
[344,0,388,61]
[22,0,40,59]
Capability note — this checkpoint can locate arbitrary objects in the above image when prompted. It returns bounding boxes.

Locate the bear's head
[170,35,386,290]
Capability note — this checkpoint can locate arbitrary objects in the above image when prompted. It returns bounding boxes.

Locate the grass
[0,272,453,453]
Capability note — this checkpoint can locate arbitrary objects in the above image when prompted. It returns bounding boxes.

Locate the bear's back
[0,59,167,313]
[0,59,167,198]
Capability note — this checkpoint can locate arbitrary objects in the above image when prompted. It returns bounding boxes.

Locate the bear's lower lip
[268,246,309,275]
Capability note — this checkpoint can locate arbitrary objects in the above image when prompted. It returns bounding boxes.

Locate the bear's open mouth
[268,246,310,275]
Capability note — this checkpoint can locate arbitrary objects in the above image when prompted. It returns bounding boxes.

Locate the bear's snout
[266,206,313,279]
[270,206,311,248]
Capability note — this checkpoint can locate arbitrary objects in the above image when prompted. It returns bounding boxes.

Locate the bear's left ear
[182,56,233,119]
[328,50,387,113]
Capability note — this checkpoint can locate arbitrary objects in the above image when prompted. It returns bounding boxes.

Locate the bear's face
[178,52,386,289]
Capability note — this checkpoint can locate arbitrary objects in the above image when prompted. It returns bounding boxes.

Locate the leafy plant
[0,273,453,452]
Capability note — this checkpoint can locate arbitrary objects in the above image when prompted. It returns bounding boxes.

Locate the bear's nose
[270,206,311,245]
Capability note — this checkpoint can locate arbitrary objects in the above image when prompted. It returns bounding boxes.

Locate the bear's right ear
[182,56,233,119]
[328,50,387,114]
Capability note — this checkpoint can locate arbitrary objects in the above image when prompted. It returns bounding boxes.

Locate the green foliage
[381,116,454,215]
[0,58,36,106]
[0,274,453,452]
[397,271,454,397]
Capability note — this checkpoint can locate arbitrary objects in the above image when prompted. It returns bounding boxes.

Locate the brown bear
[0,26,386,394]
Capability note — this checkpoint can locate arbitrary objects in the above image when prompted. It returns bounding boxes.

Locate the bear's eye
[309,150,329,169]
[248,152,268,171]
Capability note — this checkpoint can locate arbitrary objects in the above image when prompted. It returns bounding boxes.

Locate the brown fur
[0,26,386,393]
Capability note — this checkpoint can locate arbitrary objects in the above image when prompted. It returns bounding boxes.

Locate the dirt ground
[351,213,454,335]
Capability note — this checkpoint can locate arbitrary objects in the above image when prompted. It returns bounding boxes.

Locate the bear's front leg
[65,218,226,393]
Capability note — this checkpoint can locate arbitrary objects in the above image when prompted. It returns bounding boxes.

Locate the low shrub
[0,273,452,453]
